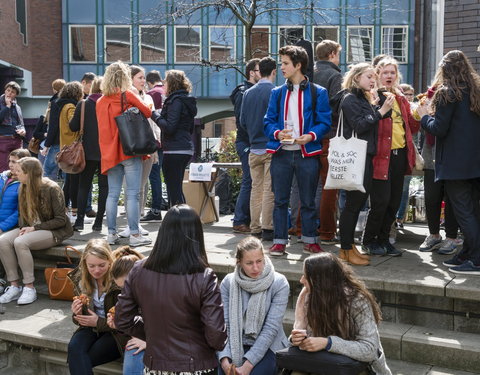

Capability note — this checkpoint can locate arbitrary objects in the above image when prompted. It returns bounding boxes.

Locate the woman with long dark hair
[152,70,197,207]
[418,50,480,275]
[218,236,289,375]
[290,253,391,375]
[115,204,226,375]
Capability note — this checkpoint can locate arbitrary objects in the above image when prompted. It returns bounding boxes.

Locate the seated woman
[67,238,127,375]
[107,246,146,375]
[115,204,226,375]
[290,253,391,375]
[218,236,290,375]
[0,157,73,305]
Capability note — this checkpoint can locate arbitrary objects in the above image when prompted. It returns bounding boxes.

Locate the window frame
[277,25,305,52]
[139,25,167,64]
[244,25,271,59]
[346,26,374,64]
[174,25,202,64]
[312,26,340,44]
[381,25,409,64]
[208,25,236,64]
[104,25,132,64]
[69,25,97,63]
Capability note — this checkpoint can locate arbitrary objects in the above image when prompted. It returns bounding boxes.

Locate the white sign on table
[189,163,214,181]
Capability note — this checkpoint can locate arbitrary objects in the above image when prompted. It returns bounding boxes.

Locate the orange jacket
[96,90,152,174]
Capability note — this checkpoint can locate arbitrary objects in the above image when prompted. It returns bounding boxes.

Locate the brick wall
[0,0,62,95]
[444,0,480,71]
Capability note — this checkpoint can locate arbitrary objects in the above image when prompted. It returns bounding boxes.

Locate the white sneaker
[107,233,119,245]
[129,235,152,247]
[17,287,37,305]
[68,213,77,225]
[139,224,149,236]
[0,285,23,303]
[118,227,131,238]
[84,216,94,224]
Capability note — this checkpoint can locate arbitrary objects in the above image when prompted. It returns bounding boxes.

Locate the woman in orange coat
[96,61,153,248]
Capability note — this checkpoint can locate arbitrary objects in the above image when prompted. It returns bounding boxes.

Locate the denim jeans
[396,175,412,220]
[43,144,60,179]
[271,149,319,244]
[149,150,163,212]
[217,347,276,375]
[106,157,142,235]
[67,328,121,375]
[233,141,251,226]
[123,347,145,375]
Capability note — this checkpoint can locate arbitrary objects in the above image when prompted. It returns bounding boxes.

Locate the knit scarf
[229,257,275,366]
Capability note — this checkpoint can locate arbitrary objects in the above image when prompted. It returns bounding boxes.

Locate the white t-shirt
[282,84,301,151]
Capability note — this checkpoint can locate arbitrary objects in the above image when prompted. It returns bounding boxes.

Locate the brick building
[443,0,480,71]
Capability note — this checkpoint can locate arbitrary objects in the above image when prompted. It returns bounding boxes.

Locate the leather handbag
[28,137,41,154]
[44,246,82,301]
[56,100,86,174]
[276,346,369,375]
[115,92,157,156]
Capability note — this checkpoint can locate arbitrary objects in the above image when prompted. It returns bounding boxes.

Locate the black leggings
[424,169,458,238]
[162,153,191,207]
[63,173,79,209]
[76,160,108,223]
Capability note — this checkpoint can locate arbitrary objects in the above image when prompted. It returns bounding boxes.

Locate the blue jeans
[233,141,251,226]
[396,175,412,220]
[106,157,142,234]
[43,144,60,179]
[68,328,121,375]
[149,150,163,212]
[123,347,145,375]
[218,347,276,375]
[271,149,319,244]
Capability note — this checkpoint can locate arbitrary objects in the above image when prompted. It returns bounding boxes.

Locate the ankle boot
[73,214,84,231]
[351,244,370,260]
[339,249,370,266]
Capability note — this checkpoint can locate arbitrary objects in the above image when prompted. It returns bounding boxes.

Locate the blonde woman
[0,157,73,305]
[362,57,420,257]
[152,70,197,207]
[330,63,393,266]
[67,239,127,374]
[96,61,153,247]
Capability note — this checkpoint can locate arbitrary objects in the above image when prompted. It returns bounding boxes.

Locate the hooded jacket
[152,89,197,152]
[264,82,331,157]
[230,81,254,145]
[0,171,20,232]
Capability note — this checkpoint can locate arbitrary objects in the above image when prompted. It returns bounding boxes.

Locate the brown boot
[339,248,370,266]
[351,244,370,260]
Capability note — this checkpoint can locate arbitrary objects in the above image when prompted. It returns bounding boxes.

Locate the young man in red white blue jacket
[264,45,331,256]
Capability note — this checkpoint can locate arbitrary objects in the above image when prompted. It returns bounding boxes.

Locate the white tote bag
[324,111,368,193]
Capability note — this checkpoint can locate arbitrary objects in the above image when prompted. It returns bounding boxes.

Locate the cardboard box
[182,180,218,224]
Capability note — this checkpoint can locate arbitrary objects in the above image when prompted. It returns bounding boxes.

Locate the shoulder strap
[310,83,317,114]
[79,100,85,136]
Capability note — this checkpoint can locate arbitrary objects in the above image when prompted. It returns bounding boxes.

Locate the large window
[209,26,235,63]
[249,27,270,58]
[278,26,304,49]
[313,26,339,54]
[140,26,166,63]
[347,27,373,63]
[175,26,201,63]
[104,26,131,63]
[382,26,408,63]
[70,25,96,62]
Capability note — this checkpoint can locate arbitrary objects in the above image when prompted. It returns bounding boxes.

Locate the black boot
[73,215,84,231]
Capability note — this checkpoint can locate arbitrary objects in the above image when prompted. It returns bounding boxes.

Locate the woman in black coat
[152,70,197,207]
[69,77,108,231]
[331,63,393,266]
[418,50,480,275]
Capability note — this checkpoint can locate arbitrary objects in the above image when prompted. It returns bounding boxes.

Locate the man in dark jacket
[313,40,343,245]
[230,58,260,233]
[240,57,277,241]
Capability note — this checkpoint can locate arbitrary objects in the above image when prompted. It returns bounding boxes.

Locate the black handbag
[276,346,370,375]
[115,92,157,156]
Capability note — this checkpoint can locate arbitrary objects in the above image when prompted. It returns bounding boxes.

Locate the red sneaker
[269,244,286,256]
[303,243,324,254]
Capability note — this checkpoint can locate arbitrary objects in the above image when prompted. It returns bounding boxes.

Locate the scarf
[229,256,275,366]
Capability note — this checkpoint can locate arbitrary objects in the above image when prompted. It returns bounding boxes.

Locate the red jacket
[373,94,420,180]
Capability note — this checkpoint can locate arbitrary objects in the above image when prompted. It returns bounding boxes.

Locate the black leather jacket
[115,260,227,372]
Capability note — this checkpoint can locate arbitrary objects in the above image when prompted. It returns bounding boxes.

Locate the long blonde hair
[17,158,45,226]
[79,239,114,296]
[375,57,402,91]
[343,63,375,90]
[101,61,132,96]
